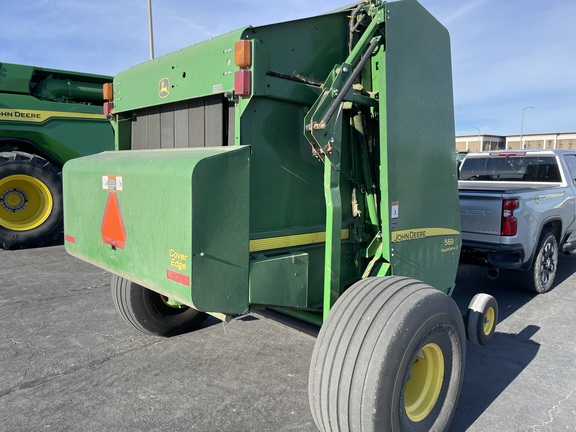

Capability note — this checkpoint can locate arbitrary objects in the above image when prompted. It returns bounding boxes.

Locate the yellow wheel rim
[405,342,445,422]
[160,295,184,309]
[0,174,53,231]
[483,307,495,335]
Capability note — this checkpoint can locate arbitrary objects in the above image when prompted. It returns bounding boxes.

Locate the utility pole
[148,0,155,60]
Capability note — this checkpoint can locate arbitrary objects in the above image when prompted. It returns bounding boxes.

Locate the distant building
[456,132,576,152]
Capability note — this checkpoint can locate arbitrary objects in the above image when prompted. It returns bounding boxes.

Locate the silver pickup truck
[458,149,576,293]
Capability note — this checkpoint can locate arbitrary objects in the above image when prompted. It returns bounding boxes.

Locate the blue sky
[2,0,574,136]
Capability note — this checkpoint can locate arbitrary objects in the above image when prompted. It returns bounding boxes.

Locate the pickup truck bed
[458,150,576,293]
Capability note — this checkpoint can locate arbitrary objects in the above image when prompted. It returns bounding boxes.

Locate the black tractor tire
[0,151,63,249]
[465,293,498,345]
[111,275,208,337]
[523,231,558,293]
[309,276,466,432]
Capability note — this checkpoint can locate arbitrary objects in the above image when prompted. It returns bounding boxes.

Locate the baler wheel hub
[483,307,496,335]
[404,342,445,422]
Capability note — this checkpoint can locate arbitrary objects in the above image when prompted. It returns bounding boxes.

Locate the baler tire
[523,231,558,293]
[0,151,63,249]
[308,276,466,432]
[111,275,208,337]
[465,293,498,345]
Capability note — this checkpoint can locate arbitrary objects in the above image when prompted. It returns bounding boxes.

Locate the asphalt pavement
[1,243,575,431]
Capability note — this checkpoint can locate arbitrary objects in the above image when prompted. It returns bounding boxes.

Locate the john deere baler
[63,2,497,431]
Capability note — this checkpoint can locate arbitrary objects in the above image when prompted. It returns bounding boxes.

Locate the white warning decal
[102,175,123,191]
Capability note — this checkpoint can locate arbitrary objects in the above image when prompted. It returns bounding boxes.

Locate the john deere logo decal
[159,78,170,98]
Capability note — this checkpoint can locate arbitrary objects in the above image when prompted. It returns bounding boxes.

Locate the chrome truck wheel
[524,231,558,293]
[309,276,466,432]
[111,275,208,336]
[0,151,62,249]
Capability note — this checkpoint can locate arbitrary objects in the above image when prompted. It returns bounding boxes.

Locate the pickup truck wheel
[111,275,208,336]
[465,293,498,345]
[0,151,63,249]
[308,276,466,432]
[525,231,558,293]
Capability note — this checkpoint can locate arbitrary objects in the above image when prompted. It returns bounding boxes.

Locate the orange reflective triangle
[101,192,127,249]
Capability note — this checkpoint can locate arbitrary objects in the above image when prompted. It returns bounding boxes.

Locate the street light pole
[472,127,481,151]
[148,0,155,60]
[520,106,534,149]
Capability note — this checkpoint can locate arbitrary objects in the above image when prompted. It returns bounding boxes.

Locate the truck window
[563,155,576,185]
[460,156,561,182]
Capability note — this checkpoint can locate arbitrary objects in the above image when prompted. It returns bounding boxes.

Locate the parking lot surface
[1,244,575,431]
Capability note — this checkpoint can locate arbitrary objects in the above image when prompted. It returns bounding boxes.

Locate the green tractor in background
[0,62,114,249]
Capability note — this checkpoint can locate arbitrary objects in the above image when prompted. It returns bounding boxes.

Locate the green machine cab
[64,1,497,431]
[0,62,114,249]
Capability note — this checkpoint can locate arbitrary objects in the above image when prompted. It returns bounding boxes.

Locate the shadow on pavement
[449,253,576,430]
[450,263,542,431]
[450,325,541,431]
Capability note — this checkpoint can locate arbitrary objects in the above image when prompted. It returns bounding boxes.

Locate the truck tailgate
[459,189,503,239]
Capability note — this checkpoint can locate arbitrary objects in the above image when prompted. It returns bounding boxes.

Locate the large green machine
[0,62,114,249]
[64,1,498,431]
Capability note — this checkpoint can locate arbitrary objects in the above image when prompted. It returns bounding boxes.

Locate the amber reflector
[103,82,113,101]
[234,40,251,68]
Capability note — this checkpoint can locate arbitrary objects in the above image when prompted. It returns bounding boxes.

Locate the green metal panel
[0,93,113,164]
[378,0,460,293]
[0,62,114,165]
[0,63,34,94]
[249,252,309,307]
[113,28,248,113]
[240,97,326,233]
[64,146,250,314]
[0,62,111,99]
[246,12,348,102]
[190,148,250,312]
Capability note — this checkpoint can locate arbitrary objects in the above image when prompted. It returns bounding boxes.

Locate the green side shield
[378,0,461,293]
[63,147,250,314]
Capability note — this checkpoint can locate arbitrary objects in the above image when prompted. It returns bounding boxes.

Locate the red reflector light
[234,70,251,96]
[167,269,190,286]
[103,101,114,117]
[501,199,519,236]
